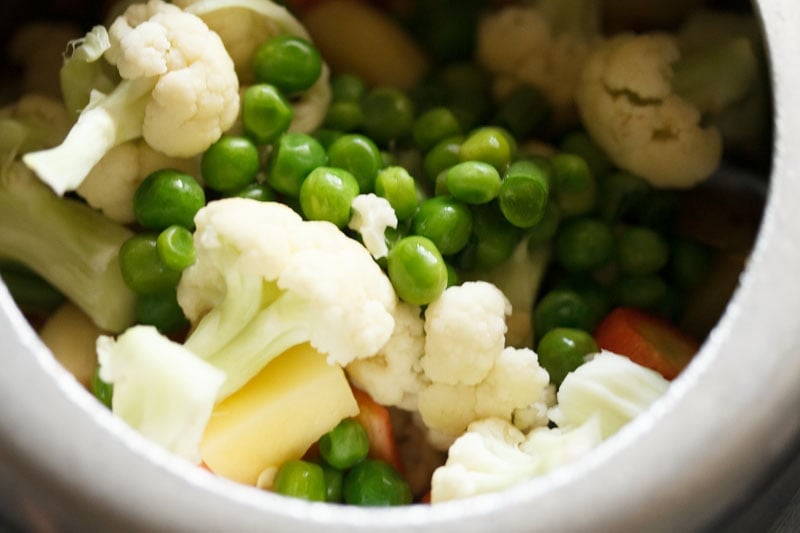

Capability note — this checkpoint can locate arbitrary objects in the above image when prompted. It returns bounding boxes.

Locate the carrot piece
[594,307,700,380]
[352,388,405,473]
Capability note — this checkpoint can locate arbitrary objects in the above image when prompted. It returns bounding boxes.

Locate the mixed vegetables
[0,0,768,507]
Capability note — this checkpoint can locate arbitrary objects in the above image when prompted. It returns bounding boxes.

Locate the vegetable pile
[0,0,768,507]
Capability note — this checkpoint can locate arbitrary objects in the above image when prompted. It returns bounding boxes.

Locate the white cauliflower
[23,0,239,195]
[476,0,601,129]
[348,193,398,260]
[575,31,756,188]
[76,139,200,223]
[178,198,397,399]
[346,302,426,411]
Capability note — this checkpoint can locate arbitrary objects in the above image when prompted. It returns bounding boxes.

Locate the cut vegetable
[594,307,700,380]
[200,343,359,485]
[353,388,405,473]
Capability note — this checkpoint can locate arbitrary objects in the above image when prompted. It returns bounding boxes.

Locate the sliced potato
[38,302,104,388]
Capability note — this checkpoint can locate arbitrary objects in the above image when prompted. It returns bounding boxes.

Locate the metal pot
[2,0,799,531]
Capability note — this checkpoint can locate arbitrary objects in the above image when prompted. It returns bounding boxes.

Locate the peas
[267,133,328,197]
[273,460,327,502]
[559,131,613,179]
[670,237,712,289]
[493,85,550,139]
[445,161,501,205]
[319,418,370,470]
[133,169,205,231]
[554,217,614,272]
[135,288,189,334]
[612,274,669,310]
[119,234,182,294]
[320,462,344,503]
[596,171,651,222]
[537,327,598,386]
[533,289,595,340]
[331,73,366,102]
[423,135,463,183]
[323,100,363,132]
[527,202,561,250]
[387,236,448,305]
[242,84,293,145]
[156,225,195,271]
[549,153,596,218]
[342,459,412,506]
[412,107,462,152]
[375,166,418,221]
[616,226,669,275]
[90,366,113,409]
[498,159,550,228]
[411,196,473,255]
[459,126,514,172]
[634,190,680,232]
[327,134,382,193]
[253,35,322,96]
[299,166,360,228]
[201,135,260,193]
[361,86,416,146]
[233,182,277,202]
[462,202,522,271]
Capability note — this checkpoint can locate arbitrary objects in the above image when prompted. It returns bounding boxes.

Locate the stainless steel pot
[2,0,799,531]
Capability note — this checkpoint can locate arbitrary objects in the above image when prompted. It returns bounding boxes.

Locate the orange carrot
[594,307,700,380]
[352,388,405,473]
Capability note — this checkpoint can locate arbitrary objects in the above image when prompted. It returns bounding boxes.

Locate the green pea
[253,35,322,96]
[459,126,515,172]
[360,86,415,146]
[423,135,463,184]
[323,100,363,132]
[670,237,712,289]
[91,366,113,409]
[554,217,614,272]
[387,235,448,305]
[559,131,613,179]
[411,196,473,256]
[119,234,182,294]
[299,166,360,228]
[267,132,328,197]
[459,202,522,271]
[320,462,344,503]
[342,459,412,506]
[133,169,205,231]
[617,226,669,275]
[445,161,501,205]
[533,289,595,340]
[526,202,562,250]
[412,107,462,152]
[498,159,550,228]
[634,190,680,232]
[549,153,596,218]
[327,134,382,193]
[201,135,260,193]
[446,262,460,287]
[242,84,293,145]
[273,460,326,502]
[537,327,598,386]
[156,225,195,272]
[319,418,370,470]
[375,166,418,221]
[331,73,366,102]
[233,182,277,202]
[312,128,344,150]
[436,63,492,130]
[594,172,648,222]
[135,288,189,334]
[612,274,669,310]
[551,276,610,329]
[493,85,550,139]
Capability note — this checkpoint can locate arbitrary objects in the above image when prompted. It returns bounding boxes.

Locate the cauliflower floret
[77,139,200,223]
[346,302,426,411]
[477,1,601,129]
[348,193,398,260]
[575,33,722,188]
[23,0,239,195]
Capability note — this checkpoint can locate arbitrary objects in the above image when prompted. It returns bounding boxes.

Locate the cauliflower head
[575,33,722,189]
[348,193,398,260]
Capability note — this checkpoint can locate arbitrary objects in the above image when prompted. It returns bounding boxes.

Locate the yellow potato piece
[200,343,358,485]
[39,302,104,388]
[301,0,429,90]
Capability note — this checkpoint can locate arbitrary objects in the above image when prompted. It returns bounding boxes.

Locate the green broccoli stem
[0,163,136,332]
[22,77,154,196]
[672,36,759,117]
[184,288,314,401]
[537,0,600,38]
